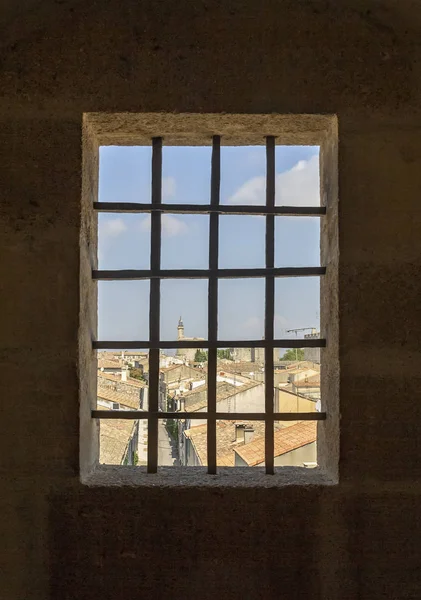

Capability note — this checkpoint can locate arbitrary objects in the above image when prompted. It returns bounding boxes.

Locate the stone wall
[162,364,205,385]
[1,1,421,598]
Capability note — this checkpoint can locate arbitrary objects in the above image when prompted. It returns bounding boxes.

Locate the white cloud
[100,217,127,238]
[162,176,176,201]
[162,214,188,237]
[276,155,320,206]
[138,214,188,238]
[229,176,266,205]
[228,154,320,206]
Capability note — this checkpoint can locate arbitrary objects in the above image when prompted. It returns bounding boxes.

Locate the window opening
[93,136,326,474]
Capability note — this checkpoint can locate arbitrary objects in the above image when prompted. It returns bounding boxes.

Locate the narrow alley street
[158,420,180,466]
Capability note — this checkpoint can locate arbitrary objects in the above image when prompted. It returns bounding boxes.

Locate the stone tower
[177,316,184,340]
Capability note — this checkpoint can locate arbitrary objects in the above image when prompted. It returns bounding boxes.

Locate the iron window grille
[92,136,326,474]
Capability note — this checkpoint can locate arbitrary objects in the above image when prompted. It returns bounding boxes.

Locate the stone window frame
[80,113,338,487]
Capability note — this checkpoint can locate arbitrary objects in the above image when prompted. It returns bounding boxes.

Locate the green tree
[217,349,232,360]
[281,348,305,361]
[194,349,208,362]
[166,419,179,442]
[129,367,146,382]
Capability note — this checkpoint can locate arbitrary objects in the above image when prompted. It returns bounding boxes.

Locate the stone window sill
[82,465,337,488]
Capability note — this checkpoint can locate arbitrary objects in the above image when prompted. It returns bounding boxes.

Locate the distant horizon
[97,345,317,361]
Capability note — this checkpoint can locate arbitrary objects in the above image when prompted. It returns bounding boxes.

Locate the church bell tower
[177,316,184,340]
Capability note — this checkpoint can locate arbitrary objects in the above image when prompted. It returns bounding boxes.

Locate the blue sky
[97,145,321,345]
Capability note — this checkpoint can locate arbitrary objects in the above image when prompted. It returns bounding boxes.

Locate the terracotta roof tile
[184,380,262,412]
[99,420,136,465]
[234,421,317,466]
[98,372,145,388]
[160,364,205,376]
[216,361,263,373]
[97,387,140,410]
[98,358,122,369]
[294,375,320,387]
[184,420,271,467]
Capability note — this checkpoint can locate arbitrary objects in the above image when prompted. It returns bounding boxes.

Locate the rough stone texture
[320,119,339,479]
[1,1,421,598]
[87,112,333,146]
[79,116,99,479]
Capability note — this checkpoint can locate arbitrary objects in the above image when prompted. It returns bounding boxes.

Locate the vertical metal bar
[148,137,162,473]
[207,135,220,474]
[265,136,275,475]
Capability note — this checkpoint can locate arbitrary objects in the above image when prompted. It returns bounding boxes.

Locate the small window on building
[82,114,338,481]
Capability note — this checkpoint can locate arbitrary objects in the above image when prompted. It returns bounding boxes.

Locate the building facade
[303,331,321,364]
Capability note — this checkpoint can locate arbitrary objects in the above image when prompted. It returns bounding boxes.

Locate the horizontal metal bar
[93,338,326,350]
[94,202,326,217]
[92,410,327,421]
[93,266,326,280]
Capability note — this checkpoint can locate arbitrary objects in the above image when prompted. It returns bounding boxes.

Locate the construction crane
[285,327,317,361]
[286,327,317,335]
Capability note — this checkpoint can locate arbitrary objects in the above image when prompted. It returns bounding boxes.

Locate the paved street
[158,420,180,466]
[137,419,148,465]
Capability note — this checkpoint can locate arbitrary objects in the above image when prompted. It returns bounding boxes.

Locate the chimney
[234,424,246,442]
[121,367,128,382]
[179,397,185,412]
[244,427,254,445]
